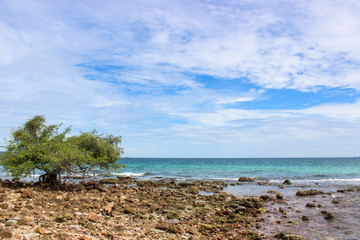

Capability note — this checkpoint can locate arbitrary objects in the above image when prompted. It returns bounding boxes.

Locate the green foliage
[0,115,124,183]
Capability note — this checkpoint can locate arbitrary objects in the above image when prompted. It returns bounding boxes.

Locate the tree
[0,115,124,185]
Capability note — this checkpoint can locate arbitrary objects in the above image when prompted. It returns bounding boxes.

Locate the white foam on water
[112,172,146,177]
[270,178,360,184]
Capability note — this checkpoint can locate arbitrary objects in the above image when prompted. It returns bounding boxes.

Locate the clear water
[1,157,360,187]
[115,157,360,184]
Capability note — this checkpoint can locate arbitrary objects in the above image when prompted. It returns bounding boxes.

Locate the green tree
[0,115,124,185]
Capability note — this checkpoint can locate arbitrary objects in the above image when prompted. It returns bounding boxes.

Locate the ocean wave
[270,178,360,184]
[209,177,239,181]
[112,172,146,177]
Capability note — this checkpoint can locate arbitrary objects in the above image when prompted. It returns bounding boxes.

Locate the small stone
[276,193,284,200]
[88,212,100,222]
[321,211,335,221]
[283,235,304,240]
[0,230,12,238]
[35,227,46,234]
[114,225,125,232]
[155,221,170,231]
[168,224,184,234]
[301,216,310,221]
[17,217,33,226]
[21,188,34,198]
[103,202,115,215]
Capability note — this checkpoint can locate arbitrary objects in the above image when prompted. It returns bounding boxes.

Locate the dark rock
[283,179,292,185]
[321,210,334,221]
[55,216,67,223]
[260,195,270,201]
[276,193,284,200]
[332,199,339,204]
[124,206,137,215]
[296,189,324,196]
[305,203,316,208]
[238,177,255,182]
[283,235,304,240]
[301,216,309,221]
[100,178,119,184]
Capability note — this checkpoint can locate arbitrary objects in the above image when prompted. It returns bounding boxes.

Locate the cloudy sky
[1,0,360,157]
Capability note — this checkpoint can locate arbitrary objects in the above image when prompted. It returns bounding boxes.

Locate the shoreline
[0,178,359,239]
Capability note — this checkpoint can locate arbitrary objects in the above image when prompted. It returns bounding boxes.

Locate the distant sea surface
[116,157,360,185]
[1,157,360,189]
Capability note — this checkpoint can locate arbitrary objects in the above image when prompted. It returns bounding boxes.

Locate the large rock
[238,177,255,182]
[296,189,324,196]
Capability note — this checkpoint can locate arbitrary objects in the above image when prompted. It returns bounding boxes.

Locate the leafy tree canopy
[0,115,124,184]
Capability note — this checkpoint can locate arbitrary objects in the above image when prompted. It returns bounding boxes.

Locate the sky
[1,0,360,157]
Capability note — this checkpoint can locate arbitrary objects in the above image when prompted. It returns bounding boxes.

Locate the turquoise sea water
[115,157,360,184]
[1,157,360,186]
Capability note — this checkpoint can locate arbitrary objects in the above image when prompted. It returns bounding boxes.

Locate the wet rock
[332,199,340,204]
[301,216,309,221]
[321,210,334,221]
[279,207,287,215]
[287,220,298,225]
[117,176,135,184]
[100,178,119,184]
[305,203,316,208]
[282,235,304,240]
[260,195,270,201]
[296,189,324,196]
[160,189,172,196]
[276,193,284,200]
[238,177,255,182]
[187,186,200,194]
[283,179,292,185]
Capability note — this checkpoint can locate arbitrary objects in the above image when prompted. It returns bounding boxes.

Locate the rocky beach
[0,177,359,240]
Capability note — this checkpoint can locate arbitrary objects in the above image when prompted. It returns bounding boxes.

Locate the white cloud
[1,0,360,156]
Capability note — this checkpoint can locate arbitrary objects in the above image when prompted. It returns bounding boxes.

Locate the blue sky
[1,0,360,157]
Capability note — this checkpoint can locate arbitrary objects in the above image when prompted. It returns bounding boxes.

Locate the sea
[115,157,360,196]
[1,157,360,195]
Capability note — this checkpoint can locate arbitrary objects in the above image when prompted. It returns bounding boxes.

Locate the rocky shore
[1,177,359,240]
[0,178,269,240]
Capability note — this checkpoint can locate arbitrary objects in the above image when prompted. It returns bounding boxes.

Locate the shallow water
[256,187,360,240]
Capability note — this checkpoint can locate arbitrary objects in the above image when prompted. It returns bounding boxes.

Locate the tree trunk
[39,172,60,185]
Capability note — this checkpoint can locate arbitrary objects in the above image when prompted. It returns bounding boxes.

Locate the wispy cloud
[1,0,360,156]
